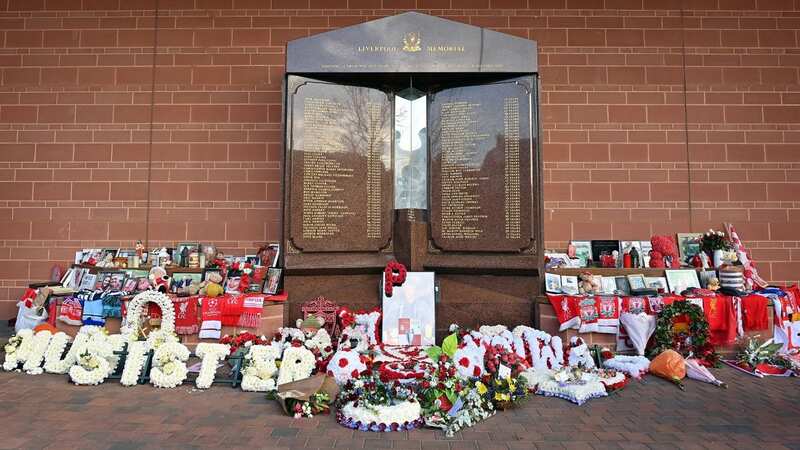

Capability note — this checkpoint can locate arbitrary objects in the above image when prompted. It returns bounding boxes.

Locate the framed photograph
[126,268,149,279]
[626,274,647,291]
[80,249,102,264]
[677,233,703,265]
[171,272,202,293]
[382,272,435,346]
[262,268,283,295]
[544,272,562,293]
[639,241,652,268]
[135,277,151,292]
[97,271,126,291]
[615,276,631,296]
[561,275,579,295]
[601,277,618,295]
[78,273,97,291]
[225,276,242,295]
[117,248,135,258]
[591,240,620,265]
[665,269,701,294]
[570,241,592,267]
[645,277,668,292]
[245,254,261,266]
[545,253,581,269]
[176,242,200,267]
[621,241,645,268]
[699,269,718,289]
[259,243,280,267]
[122,277,138,292]
[202,268,223,282]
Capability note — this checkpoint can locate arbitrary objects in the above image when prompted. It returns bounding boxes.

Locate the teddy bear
[578,271,599,295]
[148,266,170,293]
[199,271,224,297]
[649,235,680,269]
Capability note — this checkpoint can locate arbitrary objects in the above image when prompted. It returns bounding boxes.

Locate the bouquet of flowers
[699,229,734,255]
[220,331,268,355]
[286,392,331,418]
[736,336,793,373]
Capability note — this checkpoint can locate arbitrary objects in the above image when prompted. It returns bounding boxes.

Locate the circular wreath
[122,291,176,338]
[650,301,717,365]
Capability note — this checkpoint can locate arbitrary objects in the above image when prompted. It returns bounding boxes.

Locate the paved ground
[1,364,799,450]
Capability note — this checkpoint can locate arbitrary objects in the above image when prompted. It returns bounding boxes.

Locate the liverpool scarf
[173,296,199,335]
[199,296,223,339]
[237,294,265,328]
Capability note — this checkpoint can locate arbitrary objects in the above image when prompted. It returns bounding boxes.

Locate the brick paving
[1,365,799,450]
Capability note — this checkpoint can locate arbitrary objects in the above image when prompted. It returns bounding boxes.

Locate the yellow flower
[476,381,487,395]
[494,392,510,402]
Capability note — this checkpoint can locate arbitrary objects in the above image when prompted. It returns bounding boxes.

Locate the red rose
[473,366,481,377]
[459,357,470,368]
[351,369,360,378]
[338,358,348,368]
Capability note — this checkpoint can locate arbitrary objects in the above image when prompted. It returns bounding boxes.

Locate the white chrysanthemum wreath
[195,343,229,389]
[22,330,53,375]
[43,331,74,374]
[68,327,124,385]
[3,328,34,371]
[277,345,315,385]
[150,341,190,388]
[121,291,176,338]
[241,345,280,392]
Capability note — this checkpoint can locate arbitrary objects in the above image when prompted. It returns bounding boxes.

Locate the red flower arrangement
[383,261,407,297]
[219,331,267,355]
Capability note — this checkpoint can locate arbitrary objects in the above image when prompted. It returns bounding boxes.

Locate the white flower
[241,345,279,392]
[22,330,52,374]
[121,291,176,338]
[195,343,229,389]
[120,340,150,387]
[2,329,34,371]
[326,349,366,385]
[277,346,315,385]
[150,341,190,388]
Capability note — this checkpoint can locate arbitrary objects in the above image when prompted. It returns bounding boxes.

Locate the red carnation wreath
[384,261,407,297]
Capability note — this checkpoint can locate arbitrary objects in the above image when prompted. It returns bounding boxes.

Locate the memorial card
[382,272,435,346]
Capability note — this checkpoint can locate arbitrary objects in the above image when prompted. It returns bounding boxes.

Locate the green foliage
[441,333,458,358]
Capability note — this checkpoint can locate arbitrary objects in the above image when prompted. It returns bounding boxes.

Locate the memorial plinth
[281,12,543,336]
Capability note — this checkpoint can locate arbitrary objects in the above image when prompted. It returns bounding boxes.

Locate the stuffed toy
[578,271,599,295]
[199,272,224,297]
[649,235,680,268]
[148,266,170,293]
[297,315,325,337]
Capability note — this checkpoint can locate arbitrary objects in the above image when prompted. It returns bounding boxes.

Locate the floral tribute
[241,345,280,392]
[383,261,407,297]
[335,370,424,432]
[651,300,719,366]
[724,336,796,377]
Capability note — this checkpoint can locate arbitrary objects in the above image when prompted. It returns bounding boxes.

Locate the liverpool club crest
[402,32,421,52]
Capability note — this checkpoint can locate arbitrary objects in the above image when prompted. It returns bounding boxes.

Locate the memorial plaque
[429,78,534,253]
[287,76,393,253]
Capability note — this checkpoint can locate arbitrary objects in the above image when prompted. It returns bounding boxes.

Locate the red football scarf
[547,294,580,331]
[742,294,769,331]
[173,296,199,335]
[57,297,83,326]
[221,294,245,326]
[704,296,737,346]
[237,294,265,328]
[199,296,223,339]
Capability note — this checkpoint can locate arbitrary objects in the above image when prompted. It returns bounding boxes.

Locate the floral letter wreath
[150,341,190,389]
[651,300,718,365]
[384,261,407,297]
[241,345,280,392]
[277,345,316,385]
[122,291,176,338]
[195,343,230,389]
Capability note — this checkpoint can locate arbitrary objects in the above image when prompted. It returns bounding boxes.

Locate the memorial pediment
[286,12,538,74]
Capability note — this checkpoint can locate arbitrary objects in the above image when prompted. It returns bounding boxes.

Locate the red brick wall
[1,1,798,318]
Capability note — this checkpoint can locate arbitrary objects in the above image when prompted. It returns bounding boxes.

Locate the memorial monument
[282,12,542,336]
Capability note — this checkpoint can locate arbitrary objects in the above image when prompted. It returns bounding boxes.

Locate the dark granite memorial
[282,12,542,335]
